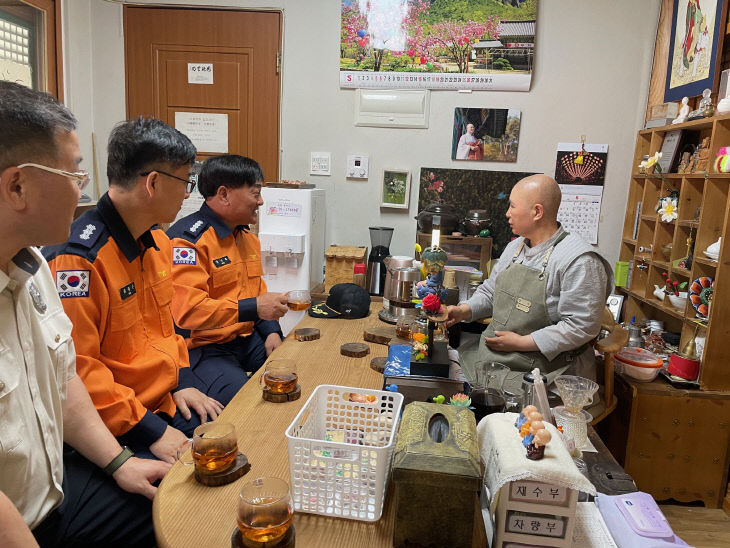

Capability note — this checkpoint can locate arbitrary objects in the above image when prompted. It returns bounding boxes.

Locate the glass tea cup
[260,359,298,394]
[503,387,525,413]
[238,477,293,543]
[177,422,238,475]
[286,289,311,311]
[395,315,414,340]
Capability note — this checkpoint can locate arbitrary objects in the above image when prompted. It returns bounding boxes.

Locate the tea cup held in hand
[286,289,311,311]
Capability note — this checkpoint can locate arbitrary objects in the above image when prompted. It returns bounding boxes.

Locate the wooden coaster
[340,342,370,357]
[232,524,295,548]
[294,327,320,341]
[261,385,301,403]
[370,356,387,373]
[194,453,250,486]
[364,326,410,346]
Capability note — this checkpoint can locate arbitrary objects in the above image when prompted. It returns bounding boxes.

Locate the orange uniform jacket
[167,203,281,348]
[43,193,191,447]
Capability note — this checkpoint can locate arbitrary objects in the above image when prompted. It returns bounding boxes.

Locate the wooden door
[124,7,281,180]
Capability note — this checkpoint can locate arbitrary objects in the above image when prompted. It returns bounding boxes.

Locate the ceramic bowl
[615,360,662,382]
[667,292,688,309]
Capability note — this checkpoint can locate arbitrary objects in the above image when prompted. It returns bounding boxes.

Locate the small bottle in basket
[353,263,367,289]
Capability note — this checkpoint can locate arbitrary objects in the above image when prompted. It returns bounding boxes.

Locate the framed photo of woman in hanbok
[664,0,727,102]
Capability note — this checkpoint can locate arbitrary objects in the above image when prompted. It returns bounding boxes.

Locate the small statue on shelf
[692,137,711,173]
[672,97,690,124]
[677,151,691,174]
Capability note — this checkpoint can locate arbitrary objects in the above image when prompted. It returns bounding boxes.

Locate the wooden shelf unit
[619,114,730,392]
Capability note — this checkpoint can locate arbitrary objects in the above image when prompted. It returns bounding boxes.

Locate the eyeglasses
[17,163,90,191]
[140,170,196,193]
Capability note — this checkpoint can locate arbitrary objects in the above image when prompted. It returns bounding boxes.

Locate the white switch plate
[310,152,331,176]
[346,154,369,179]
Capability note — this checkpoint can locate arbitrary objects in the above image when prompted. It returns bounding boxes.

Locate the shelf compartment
[678,177,704,223]
[696,178,729,253]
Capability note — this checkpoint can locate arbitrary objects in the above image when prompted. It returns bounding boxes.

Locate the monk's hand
[445,304,471,327]
[484,331,538,352]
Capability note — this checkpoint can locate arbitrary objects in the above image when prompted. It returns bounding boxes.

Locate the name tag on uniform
[213,256,231,268]
[120,282,136,300]
[516,297,531,313]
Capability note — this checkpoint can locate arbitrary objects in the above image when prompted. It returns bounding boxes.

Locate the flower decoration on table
[449,393,472,407]
[661,271,688,296]
[422,293,442,314]
[412,332,428,361]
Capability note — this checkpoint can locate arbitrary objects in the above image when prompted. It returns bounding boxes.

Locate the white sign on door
[174,112,229,154]
[187,63,214,84]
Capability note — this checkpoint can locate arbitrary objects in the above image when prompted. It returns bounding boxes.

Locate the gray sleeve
[531,254,609,361]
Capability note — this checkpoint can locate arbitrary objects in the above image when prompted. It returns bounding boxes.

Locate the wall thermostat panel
[346,155,369,179]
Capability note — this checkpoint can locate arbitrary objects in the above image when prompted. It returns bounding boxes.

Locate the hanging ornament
[575,135,586,165]
[357,29,367,38]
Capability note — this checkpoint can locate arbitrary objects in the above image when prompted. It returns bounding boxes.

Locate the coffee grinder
[367,226,394,296]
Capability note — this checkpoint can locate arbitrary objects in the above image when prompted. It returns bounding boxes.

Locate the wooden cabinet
[619,113,730,391]
[416,233,492,277]
[611,114,730,508]
[602,375,730,508]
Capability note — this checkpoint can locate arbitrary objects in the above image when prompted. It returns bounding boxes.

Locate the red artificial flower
[422,293,441,313]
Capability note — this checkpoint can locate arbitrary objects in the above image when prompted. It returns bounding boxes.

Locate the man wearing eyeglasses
[0,82,170,547]
[167,155,288,405]
[43,117,223,469]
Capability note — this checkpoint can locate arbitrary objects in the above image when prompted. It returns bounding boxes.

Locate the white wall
[63,0,660,266]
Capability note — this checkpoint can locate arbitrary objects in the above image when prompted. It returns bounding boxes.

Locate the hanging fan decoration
[557,151,606,184]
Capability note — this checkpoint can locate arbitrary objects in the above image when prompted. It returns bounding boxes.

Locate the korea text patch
[173,247,197,265]
[56,270,90,298]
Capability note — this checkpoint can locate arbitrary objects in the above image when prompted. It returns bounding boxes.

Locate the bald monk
[447,174,613,386]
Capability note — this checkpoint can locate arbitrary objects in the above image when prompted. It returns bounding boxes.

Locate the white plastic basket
[285,385,404,521]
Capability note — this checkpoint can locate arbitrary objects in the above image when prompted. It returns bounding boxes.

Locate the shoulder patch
[186,219,206,237]
[173,247,197,265]
[56,270,90,298]
[69,221,103,248]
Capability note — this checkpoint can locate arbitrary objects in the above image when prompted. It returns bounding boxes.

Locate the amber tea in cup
[286,289,311,311]
[238,477,293,543]
[179,422,238,475]
[260,359,298,394]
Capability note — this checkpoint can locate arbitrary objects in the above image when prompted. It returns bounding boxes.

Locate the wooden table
[154,303,633,547]
[154,303,395,548]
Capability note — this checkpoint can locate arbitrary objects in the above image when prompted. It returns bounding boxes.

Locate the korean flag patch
[173,247,197,265]
[56,270,90,298]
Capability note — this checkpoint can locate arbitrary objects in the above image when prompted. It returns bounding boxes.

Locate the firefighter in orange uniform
[167,155,288,404]
[43,118,223,463]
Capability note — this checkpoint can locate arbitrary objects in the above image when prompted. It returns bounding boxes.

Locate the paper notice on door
[187,63,213,84]
[174,112,228,154]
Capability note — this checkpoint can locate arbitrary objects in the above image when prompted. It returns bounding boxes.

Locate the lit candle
[431,215,441,248]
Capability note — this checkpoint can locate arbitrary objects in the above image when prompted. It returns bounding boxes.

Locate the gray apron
[461,233,583,390]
